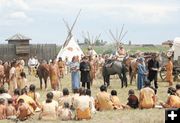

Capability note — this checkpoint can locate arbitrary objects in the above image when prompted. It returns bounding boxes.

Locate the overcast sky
[0,0,180,45]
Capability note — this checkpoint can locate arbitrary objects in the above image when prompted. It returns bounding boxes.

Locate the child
[6,98,16,120]
[58,88,72,108]
[0,98,6,120]
[12,89,20,110]
[71,88,80,110]
[110,90,124,109]
[18,72,28,90]
[17,99,33,121]
[127,89,139,109]
[58,102,72,121]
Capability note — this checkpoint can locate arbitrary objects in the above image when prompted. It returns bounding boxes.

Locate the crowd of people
[0,81,179,121]
[0,46,179,121]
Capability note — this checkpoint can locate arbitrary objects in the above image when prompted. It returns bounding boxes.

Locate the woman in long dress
[70,56,80,92]
[49,59,60,90]
[137,58,148,90]
[9,61,17,94]
[165,57,173,86]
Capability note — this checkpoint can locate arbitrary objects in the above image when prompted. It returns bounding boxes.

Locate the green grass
[2,67,178,123]
[80,44,168,55]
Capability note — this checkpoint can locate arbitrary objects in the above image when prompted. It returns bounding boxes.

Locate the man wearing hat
[87,46,93,57]
[117,45,126,61]
[147,53,160,90]
[80,56,91,89]
[116,44,126,61]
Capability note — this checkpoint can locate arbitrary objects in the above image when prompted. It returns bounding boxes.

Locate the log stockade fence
[0,44,57,64]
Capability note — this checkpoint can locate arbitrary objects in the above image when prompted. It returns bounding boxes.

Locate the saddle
[105,60,114,68]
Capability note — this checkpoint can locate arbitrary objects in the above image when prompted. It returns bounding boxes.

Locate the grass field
[81,44,168,54]
[2,68,179,123]
[1,45,172,123]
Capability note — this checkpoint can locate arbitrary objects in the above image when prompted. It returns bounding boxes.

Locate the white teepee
[57,10,84,61]
[57,36,84,61]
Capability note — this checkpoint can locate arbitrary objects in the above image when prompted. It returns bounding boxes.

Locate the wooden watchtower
[5,33,31,63]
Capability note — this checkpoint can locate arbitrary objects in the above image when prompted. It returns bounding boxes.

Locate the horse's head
[123,55,131,67]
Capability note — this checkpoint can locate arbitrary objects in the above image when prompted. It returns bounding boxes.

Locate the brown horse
[124,52,161,85]
[37,61,49,89]
[123,57,138,84]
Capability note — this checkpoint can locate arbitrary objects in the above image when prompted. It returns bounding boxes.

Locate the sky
[0,0,180,45]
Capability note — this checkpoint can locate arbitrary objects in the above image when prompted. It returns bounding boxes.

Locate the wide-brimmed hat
[139,57,145,62]
[82,56,88,60]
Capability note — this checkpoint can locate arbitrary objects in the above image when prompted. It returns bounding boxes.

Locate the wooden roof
[6,33,31,41]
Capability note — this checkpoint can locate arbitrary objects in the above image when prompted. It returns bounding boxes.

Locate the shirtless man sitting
[17,99,33,121]
[6,98,16,120]
[0,98,6,120]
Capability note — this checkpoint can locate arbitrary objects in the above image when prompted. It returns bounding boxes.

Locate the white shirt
[0,93,12,105]
[42,100,58,108]
[28,58,39,66]
[76,95,90,111]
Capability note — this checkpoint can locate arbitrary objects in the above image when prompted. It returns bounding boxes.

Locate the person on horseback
[87,46,94,57]
[28,56,39,75]
[117,45,126,61]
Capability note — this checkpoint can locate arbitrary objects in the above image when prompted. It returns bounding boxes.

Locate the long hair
[72,56,76,62]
